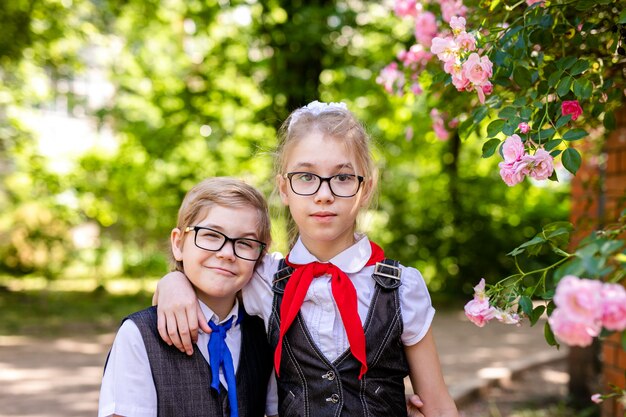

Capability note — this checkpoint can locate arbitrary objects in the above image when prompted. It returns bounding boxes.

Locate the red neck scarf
[274,241,384,379]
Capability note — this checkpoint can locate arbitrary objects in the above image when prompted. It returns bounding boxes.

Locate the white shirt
[243,234,436,362]
[98,299,278,417]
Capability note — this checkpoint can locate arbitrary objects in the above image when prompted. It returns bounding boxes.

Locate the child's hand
[155,271,210,355]
[406,393,425,417]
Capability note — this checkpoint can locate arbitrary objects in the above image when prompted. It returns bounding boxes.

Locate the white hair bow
[288,100,348,130]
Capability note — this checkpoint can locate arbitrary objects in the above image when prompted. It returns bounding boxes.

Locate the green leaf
[520,296,533,315]
[548,70,563,88]
[508,235,547,256]
[556,76,572,97]
[562,128,588,141]
[557,56,577,71]
[498,106,518,119]
[604,111,616,130]
[573,79,593,100]
[530,305,546,326]
[619,9,626,24]
[472,106,489,124]
[622,331,626,351]
[562,147,582,175]
[569,60,590,76]
[482,139,501,158]
[487,119,506,137]
[544,139,562,151]
[520,107,533,120]
[502,121,518,136]
[513,66,532,88]
[544,322,559,347]
[555,114,572,129]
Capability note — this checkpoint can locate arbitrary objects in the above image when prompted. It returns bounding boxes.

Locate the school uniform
[98,300,276,417]
[242,234,436,417]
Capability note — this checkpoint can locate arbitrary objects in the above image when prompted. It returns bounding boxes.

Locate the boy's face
[170,204,260,308]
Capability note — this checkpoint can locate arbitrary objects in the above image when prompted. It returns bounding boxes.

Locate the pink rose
[376,62,405,96]
[414,11,438,47]
[455,32,476,52]
[553,275,603,323]
[431,36,458,62]
[526,149,554,180]
[494,308,521,325]
[591,394,603,404]
[502,134,525,162]
[449,16,466,33]
[600,283,626,331]
[499,160,528,186]
[441,0,468,22]
[464,298,497,327]
[548,308,601,347]
[472,278,487,300]
[561,100,583,121]
[518,122,530,134]
[526,0,546,6]
[462,53,493,86]
[394,0,418,18]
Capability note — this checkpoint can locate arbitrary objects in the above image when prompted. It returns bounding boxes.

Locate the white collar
[199,298,240,331]
[288,233,372,274]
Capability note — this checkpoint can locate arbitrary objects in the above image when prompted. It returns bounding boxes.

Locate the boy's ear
[170,228,184,261]
[276,174,289,206]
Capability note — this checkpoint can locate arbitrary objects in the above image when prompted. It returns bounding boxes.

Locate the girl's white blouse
[243,234,436,362]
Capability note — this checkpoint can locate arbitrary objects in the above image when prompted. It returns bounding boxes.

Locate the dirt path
[0,311,565,416]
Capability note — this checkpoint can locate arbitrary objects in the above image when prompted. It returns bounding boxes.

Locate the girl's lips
[311,212,336,222]
[311,212,336,218]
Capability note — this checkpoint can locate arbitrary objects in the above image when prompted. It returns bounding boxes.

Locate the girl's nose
[314,180,335,203]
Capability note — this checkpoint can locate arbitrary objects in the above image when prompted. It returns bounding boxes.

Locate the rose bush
[379,0,626,186]
[378,0,626,405]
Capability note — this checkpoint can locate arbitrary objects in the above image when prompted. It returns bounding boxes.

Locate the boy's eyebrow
[196,224,259,239]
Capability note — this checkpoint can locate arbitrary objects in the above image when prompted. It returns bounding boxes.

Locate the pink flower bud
[518,122,530,134]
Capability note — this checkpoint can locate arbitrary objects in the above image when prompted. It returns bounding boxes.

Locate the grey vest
[123,306,272,417]
[268,259,409,417]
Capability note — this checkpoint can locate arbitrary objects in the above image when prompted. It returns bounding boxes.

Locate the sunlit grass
[0,275,157,336]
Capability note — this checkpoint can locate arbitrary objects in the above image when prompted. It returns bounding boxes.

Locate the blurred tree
[0,0,568,296]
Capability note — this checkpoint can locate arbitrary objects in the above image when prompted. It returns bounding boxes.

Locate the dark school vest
[268,259,409,417]
[126,306,272,417]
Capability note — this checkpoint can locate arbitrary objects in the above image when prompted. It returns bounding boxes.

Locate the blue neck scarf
[207,311,243,417]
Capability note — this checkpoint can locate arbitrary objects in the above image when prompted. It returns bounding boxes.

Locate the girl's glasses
[183,226,266,261]
[284,172,364,197]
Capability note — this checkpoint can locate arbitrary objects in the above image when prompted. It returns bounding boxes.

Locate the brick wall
[573,107,626,417]
[602,109,626,417]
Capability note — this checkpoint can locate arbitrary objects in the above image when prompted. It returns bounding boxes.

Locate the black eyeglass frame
[283,172,365,198]
[183,226,266,261]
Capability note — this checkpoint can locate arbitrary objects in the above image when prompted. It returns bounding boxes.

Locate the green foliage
[0,0,574,298]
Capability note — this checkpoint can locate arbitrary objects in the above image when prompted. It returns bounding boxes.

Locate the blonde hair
[274,103,378,246]
[173,177,271,271]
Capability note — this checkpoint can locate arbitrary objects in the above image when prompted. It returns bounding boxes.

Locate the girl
[155,102,458,417]
[99,178,277,417]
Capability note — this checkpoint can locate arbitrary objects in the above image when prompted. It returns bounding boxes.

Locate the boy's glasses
[184,226,266,261]
[284,172,364,198]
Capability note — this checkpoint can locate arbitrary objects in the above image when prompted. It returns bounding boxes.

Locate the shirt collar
[199,298,240,332]
[289,233,372,274]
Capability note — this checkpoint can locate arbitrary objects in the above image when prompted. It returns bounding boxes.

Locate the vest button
[325,393,340,403]
[322,371,335,381]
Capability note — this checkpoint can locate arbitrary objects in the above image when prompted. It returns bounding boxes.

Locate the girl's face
[277,131,371,261]
[170,204,260,310]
